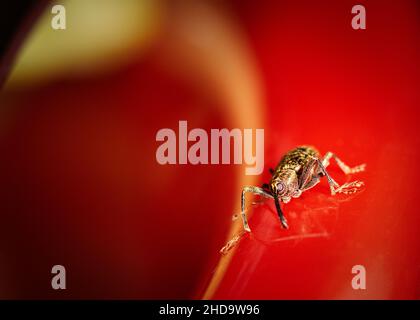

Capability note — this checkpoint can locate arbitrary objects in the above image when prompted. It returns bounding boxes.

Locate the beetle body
[241,145,366,232]
[270,146,320,203]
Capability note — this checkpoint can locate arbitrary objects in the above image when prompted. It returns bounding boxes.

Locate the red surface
[0,61,235,298]
[205,0,420,299]
[0,0,418,299]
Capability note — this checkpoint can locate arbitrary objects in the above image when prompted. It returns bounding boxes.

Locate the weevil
[240,146,366,232]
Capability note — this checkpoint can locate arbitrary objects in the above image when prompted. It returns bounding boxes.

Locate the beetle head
[271,169,300,203]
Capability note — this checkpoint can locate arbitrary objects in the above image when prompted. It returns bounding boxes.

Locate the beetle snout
[276,182,287,196]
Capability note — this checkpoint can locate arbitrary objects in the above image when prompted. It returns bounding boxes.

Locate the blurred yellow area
[5,0,161,88]
[1,0,267,299]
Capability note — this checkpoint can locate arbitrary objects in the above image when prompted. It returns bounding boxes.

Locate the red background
[0,0,418,299]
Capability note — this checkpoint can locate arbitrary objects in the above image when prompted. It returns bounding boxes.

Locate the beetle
[240,145,366,232]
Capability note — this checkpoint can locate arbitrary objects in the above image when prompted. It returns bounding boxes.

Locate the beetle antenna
[274,195,289,229]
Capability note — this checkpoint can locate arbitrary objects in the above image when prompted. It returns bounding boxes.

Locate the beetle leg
[311,156,340,195]
[313,156,364,195]
[262,183,270,191]
[301,175,321,192]
[322,151,366,174]
[274,194,289,229]
[299,158,324,192]
[332,180,365,194]
[298,157,318,189]
[298,157,328,193]
[241,186,273,232]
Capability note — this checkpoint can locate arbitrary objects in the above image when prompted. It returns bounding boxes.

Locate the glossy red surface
[0,61,235,298]
[204,0,420,299]
[0,0,418,299]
